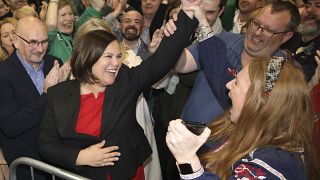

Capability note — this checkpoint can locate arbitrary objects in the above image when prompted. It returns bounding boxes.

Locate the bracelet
[197,31,215,42]
[179,166,204,179]
[196,24,210,30]
[196,24,214,42]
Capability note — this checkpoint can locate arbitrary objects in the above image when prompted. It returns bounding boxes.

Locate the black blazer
[38,11,198,180]
[0,51,59,165]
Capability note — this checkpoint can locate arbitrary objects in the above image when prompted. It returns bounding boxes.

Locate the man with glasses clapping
[0,16,69,180]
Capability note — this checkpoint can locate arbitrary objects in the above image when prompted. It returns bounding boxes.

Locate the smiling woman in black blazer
[38,1,199,179]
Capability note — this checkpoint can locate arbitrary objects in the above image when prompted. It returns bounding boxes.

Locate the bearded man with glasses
[0,16,69,180]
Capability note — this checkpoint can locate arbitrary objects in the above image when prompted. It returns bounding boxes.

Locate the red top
[75,92,144,180]
[76,92,105,137]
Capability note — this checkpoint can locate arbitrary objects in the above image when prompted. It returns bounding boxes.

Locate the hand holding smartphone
[182,121,206,135]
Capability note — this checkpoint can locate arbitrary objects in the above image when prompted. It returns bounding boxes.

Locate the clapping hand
[44,60,60,93]
[58,60,71,82]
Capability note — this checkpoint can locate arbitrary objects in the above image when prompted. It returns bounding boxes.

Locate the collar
[16,51,44,72]
[122,39,141,54]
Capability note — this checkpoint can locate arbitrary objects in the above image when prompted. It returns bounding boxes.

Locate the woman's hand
[180,0,202,18]
[166,119,210,163]
[76,140,121,167]
[183,5,210,27]
[163,2,205,37]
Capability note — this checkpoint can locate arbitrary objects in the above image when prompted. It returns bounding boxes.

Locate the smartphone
[182,121,206,135]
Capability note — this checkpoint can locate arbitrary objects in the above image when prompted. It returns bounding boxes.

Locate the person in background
[220,0,237,31]
[0,17,16,61]
[73,17,112,43]
[0,16,11,177]
[46,0,104,63]
[178,0,227,124]
[231,0,262,33]
[13,5,38,19]
[281,0,320,81]
[120,10,150,60]
[167,57,320,179]
[12,2,48,21]
[140,0,162,44]
[71,0,86,16]
[38,0,199,179]
[169,1,299,125]
[6,0,28,17]
[0,16,69,180]
[150,1,227,179]
[0,0,10,20]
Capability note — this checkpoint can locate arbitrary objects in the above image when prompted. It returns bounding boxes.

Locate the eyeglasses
[16,35,49,48]
[122,19,142,25]
[249,20,290,38]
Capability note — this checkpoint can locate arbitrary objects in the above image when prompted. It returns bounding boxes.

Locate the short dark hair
[265,1,300,31]
[70,30,117,83]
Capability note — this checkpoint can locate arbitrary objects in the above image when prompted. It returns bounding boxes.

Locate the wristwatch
[178,163,194,175]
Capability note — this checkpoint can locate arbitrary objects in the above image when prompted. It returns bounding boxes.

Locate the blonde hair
[13,5,38,20]
[0,18,17,61]
[201,59,320,179]
[74,18,112,45]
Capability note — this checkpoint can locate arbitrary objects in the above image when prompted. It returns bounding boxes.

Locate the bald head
[16,16,47,36]
[14,16,48,67]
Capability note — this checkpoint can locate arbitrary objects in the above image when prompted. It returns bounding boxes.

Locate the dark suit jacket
[38,11,198,180]
[137,39,150,61]
[0,51,59,165]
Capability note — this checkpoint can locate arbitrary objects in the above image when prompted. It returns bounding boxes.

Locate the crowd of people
[0,0,319,179]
